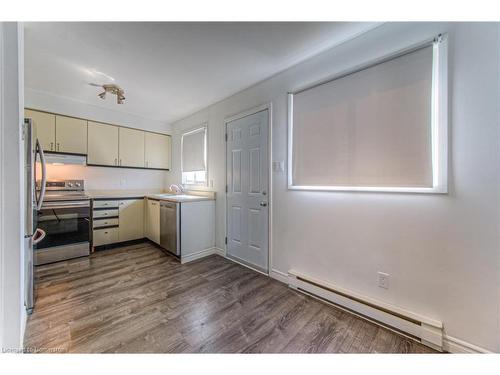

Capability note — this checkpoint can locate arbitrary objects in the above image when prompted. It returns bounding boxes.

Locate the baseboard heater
[288,269,443,351]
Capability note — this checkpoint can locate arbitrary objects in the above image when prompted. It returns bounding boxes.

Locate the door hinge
[225,133,228,142]
[225,237,227,245]
[225,185,228,193]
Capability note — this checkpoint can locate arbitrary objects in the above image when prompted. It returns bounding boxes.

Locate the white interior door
[226,109,269,272]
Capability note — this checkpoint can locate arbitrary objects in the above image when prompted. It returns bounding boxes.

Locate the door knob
[259,201,267,207]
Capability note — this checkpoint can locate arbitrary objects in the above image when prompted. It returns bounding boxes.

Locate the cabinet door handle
[119,159,122,166]
[57,143,60,151]
[114,158,117,165]
[50,142,54,151]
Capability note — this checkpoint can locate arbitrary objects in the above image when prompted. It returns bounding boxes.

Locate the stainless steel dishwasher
[160,201,181,256]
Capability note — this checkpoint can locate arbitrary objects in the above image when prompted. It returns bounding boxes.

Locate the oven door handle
[42,201,90,210]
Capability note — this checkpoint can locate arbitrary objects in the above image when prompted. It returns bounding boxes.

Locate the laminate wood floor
[24,241,435,353]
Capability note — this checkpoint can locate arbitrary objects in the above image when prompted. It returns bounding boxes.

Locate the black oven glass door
[36,203,90,249]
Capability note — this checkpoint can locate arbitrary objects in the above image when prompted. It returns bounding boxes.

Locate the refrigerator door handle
[36,139,47,210]
[32,228,46,245]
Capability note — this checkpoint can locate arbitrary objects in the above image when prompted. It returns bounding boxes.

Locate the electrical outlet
[378,272,390,289]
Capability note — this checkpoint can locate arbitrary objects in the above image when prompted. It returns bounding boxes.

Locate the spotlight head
[96,84,125,104]
[117,93,125,104]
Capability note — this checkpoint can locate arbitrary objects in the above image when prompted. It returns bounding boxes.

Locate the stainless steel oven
[34,180,91,265]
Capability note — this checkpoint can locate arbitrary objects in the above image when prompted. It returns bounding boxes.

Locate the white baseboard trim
[270,268,288,284]
[288,269,444,351]
[181,247,224,264]
[213,247,225,257]
[443,335,493,354]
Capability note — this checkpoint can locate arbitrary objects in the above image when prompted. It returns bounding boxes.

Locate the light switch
[273,161,285,173]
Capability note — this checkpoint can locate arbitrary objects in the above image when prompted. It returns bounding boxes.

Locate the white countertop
[147,193,214,203]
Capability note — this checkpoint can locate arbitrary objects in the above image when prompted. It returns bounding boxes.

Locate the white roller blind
[182,127,206,172]
[291,45,434,189]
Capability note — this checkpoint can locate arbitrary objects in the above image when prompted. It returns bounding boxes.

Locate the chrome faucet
[169,184,183,194]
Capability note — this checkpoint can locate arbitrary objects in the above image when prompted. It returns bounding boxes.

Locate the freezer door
[24,236,34,314]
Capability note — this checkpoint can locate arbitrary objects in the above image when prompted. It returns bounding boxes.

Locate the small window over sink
[181,125,207,186]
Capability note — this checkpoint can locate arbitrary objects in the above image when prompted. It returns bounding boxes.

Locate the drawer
[93,209,119,219]
[93,200,119,209]
[93,218,119,228]
[93,227,119,246]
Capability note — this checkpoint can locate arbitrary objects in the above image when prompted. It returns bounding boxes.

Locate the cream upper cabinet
[55,115,88,154]
[145,132,171,170]
[119,127,145,168]
[87,121,119,166]
[145,199,160,244]
[25,109,56,152]
[26,109,170,170]
[118,199,144,242]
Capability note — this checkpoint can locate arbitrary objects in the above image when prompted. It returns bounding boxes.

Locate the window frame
[181,124,208,187]
[287,35,448,194]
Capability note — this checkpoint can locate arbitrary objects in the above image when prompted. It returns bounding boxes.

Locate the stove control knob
[75,182,81,187]
[67,183,73,187]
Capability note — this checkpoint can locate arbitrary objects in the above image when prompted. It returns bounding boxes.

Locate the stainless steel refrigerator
[23,118,47,314]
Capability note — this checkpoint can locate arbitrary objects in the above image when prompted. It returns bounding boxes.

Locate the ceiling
[24,22,378,124]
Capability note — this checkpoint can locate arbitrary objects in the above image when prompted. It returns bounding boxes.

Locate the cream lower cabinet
[119,127,145,167]
[145,198,160,244]
[87,121,119,166]
[93,227,119,247]
[25,109,56,152]
[55,115,87,154]
[145,132,171,170]
[118,199,144,242]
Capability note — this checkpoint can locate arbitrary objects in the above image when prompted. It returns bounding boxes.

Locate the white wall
[25,89,172,192]
[0,22,25,351]
[168,22,500,352]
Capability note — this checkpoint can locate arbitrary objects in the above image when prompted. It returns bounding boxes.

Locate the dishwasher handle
[160,201,178,209]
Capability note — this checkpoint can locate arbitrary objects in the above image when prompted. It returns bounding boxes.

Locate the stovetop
[38,179,90,202]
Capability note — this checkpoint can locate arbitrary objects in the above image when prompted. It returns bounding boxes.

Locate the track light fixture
[93,83,125,104]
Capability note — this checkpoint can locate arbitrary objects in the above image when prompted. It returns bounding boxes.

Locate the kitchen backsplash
[44,164,168,191]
